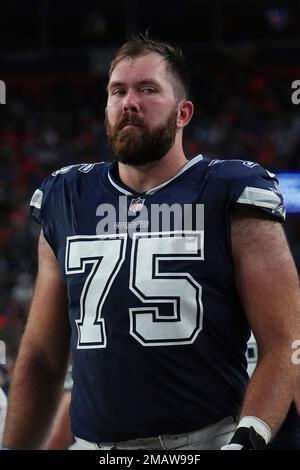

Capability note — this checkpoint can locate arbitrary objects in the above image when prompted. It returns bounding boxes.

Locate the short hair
[109,33,190,101]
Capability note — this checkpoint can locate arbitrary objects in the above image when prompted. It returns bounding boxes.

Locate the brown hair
[109,33,190,101]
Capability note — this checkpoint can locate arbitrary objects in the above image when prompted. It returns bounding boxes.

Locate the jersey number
[65,232,203,348]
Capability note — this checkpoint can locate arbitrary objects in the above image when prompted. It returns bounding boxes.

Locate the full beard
[105,108,178,166]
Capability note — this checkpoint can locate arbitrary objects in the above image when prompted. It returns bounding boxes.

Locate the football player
[3,34,300,450]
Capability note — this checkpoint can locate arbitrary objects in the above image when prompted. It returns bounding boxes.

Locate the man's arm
[43,390,72,449]
[3,231,70,449]
[231,207,300,436]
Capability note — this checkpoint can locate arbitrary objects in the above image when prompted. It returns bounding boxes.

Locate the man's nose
[122,91,140,113]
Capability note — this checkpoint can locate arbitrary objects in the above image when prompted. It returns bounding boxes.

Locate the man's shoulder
[204,158,285,220]
[30,162,110,216]
[34,162,108,195]
[205,158,272,181]
[50,162,108,184]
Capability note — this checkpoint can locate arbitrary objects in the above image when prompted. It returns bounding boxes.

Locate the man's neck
[117,151,188,194]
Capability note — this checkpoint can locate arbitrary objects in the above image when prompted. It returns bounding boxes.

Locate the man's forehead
[110,53,168,82]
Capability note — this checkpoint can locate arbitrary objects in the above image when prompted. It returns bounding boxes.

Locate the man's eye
[141,88,156,94]
[112,89,125,96]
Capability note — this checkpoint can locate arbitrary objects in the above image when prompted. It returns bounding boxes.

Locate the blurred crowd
[0,59,300,370]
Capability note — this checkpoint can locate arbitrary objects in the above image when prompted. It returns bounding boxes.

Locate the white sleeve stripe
[236,186,285,217]
[30,189,43,209]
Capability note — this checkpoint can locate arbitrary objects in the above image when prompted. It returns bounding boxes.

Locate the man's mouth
[121,122,141,129]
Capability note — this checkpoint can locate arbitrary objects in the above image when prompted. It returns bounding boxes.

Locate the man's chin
[115,154,145,166]
[116,150,166,167]
[113,141,146,166]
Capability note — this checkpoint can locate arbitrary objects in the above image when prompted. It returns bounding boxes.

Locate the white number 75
[65,232,204,348]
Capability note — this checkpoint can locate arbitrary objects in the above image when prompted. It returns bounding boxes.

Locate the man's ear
[177,100,194,129]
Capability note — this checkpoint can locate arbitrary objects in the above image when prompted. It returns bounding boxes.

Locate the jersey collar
[107,155,203,196]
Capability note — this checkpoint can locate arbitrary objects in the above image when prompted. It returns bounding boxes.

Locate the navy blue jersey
[30,155,285,442]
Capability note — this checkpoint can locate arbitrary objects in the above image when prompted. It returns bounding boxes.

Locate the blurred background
[1,0,300,387]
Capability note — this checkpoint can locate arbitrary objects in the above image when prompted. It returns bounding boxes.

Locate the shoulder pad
[208,159,268,180]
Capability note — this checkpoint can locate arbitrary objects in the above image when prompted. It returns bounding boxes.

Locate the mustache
[116,113,145,131]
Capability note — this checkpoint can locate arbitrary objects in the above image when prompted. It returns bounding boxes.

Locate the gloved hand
[221,426,267,450]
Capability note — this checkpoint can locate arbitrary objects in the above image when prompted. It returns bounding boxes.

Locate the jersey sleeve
[30,175,56,249]
[30,163,102,254]
[212,160,286,221]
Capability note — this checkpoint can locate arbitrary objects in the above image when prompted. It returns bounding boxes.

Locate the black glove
[221,426,267,450]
